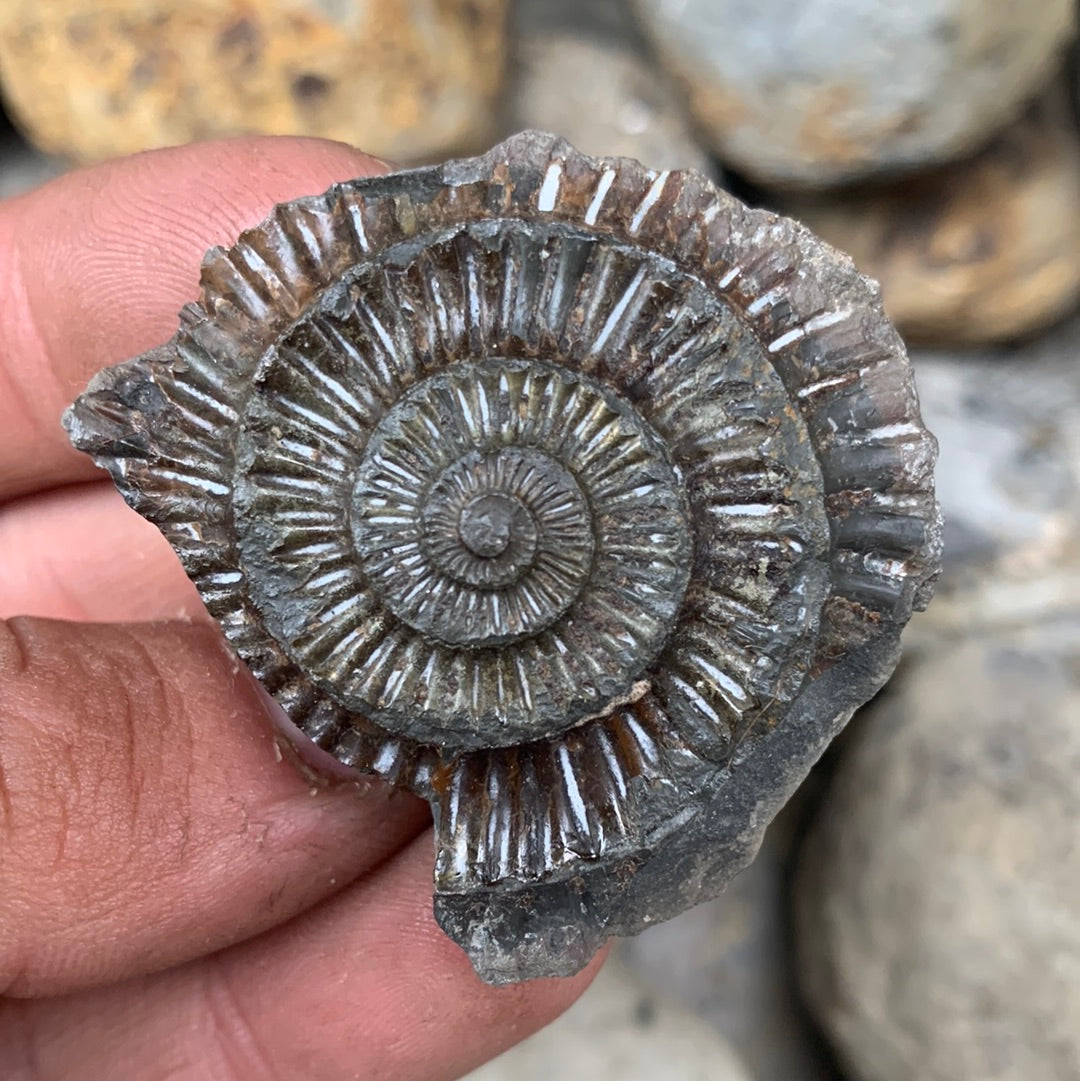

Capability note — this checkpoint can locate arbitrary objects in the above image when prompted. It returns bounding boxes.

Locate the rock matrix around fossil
[777,89,1080,345]
[0,0,508,164]
[631,0,1076,187]
[64,132,940,983]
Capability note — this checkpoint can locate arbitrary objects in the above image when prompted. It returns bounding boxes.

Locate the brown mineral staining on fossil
[64,132,942,984]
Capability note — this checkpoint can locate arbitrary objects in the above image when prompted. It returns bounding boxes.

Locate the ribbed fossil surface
[65,131,942,983]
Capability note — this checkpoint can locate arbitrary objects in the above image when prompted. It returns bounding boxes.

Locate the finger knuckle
[201,959,285,1081]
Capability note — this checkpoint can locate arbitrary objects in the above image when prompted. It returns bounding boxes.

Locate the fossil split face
[65,132,941,983]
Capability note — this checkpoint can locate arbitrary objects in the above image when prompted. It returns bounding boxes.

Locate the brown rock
[0,0,509,165]
[779,91,1080,345]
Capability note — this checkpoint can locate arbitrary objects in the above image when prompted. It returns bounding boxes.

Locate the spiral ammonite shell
[65,131,942,983]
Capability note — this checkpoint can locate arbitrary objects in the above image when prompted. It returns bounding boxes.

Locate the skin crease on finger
[0,834,606,1081]
[0,137,604,1079]
[0,616,433,999]
[0,136,391,504]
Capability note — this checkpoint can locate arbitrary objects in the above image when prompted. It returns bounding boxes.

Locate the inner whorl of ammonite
[349,357,691,707]
[239,353,692,748]
[350,361,615,649]
[224,211,840,754]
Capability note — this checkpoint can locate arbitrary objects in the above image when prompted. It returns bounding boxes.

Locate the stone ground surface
[794,315,1080,1081]
[467,958,755,1081]
[619,823,839,1081]
[908,314,1080,640]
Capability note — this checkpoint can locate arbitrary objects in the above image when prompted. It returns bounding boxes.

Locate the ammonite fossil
[64,131,942,983]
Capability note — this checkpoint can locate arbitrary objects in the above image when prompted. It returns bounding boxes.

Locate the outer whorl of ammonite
[64,131,942,984]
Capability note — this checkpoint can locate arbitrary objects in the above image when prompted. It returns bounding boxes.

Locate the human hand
[0,137,602,1080]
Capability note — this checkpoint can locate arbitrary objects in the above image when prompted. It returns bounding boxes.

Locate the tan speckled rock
[779,91,1080,345]
[0,0,509,164]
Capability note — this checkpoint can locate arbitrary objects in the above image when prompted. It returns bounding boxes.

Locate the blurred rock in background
[0,112,61,199]
[621,825,837,1081]
[508,31,715,174]
[796,622,1080,1081]
[793,314,1080,1081]
[468,959,755,1081]
[629,0,1076,188]
[0,0,509,165]
[910,315,1080,631]
[512,0,637,43]
[508,0,714,173]
[1071,35,1080,119]
[776,86,1080,345]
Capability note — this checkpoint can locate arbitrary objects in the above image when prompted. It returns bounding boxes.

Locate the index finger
[0,136,386,503]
